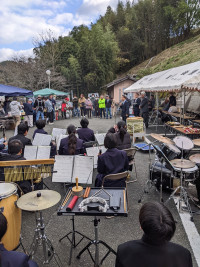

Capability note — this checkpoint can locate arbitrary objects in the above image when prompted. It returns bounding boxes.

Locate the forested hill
[0,0,200,94]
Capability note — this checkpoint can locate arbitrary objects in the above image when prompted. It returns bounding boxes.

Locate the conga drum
[0,183,21,250]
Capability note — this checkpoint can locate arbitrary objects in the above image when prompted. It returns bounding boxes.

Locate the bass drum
[0,183,21,250]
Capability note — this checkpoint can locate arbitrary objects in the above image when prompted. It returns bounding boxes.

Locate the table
[164,123,200,139]
[162,111,195,121]
[193,120,200,124]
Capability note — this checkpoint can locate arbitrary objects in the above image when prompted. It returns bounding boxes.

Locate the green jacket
[98,98,105,108]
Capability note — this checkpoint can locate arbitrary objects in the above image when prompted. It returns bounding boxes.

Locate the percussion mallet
[72,177,83,197]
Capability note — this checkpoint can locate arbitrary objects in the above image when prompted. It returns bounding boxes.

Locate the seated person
[9,122,32,155]
[0,212,38,267]
[33,119,56,157]
[107,127,116,134]
[160,97,169,111]
[0,140,42,194]
[59,124,85,155]
[115,121,131,150]
[95,133,129,187]
[77,118,95,142]
[168,104,178,113]
[116,202,192,267]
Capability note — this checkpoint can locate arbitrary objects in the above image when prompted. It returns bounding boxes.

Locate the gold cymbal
[151,133,174,145]
[193,139,200,147]
[189,154,200,164]
[17,190,61,211]
[170,159,195,169]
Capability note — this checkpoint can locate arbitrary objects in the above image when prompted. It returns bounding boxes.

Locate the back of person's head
[107,127,115,134]
[139,202,176,244]
[8,139,23,155]
[36,119,46,129]
[67,125,77,155]
[117,121,127,142]
[104,133,117,149]
[80,118,89,128]
[13,97,17,101]
[0,212,7,241]
[18,122,29,135]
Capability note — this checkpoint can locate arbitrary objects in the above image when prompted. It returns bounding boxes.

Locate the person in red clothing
[61,100,67,119]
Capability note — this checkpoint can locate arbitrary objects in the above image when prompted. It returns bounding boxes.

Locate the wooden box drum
[0,183,21,251]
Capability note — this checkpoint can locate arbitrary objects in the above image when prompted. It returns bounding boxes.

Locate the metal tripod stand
[29,211,62,266]
[76,216,116,267]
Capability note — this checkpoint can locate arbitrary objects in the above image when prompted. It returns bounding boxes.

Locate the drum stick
[83,187,89,198]
[86,187,91,198]
[123,190,126,212]
[61,190,72,209]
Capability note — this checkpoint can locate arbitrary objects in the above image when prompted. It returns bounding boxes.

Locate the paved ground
[4,116,200,267]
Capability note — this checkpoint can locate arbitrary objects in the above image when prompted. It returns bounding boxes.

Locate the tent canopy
[125,60,200,93]
[33,88,68,97]
[0,84,33,96]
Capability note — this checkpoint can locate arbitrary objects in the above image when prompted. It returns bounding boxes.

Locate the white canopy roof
[125,60,200,93]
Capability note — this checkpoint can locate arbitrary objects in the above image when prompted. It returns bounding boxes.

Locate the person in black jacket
[115,201,192,267]
[132,92,141,116]
[169,92,176,106]
[77,118,95,143]
[9,123,32,156]
[140,91,149,128]
[23,99,34,127]
[120,95,129,122]
[34,95,45,121]
[115,121,131,150]
[0,212,38,267]
[105,95,112,119]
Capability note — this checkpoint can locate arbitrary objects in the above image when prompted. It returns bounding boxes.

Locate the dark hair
[80,118,89,128]
[139,202,176,243]
[8,139,23,155]
[0,213,7,241]
[104,133,117,149]
[36,119,46,129]
[18,122,29,135]
[117,121,127,142]
[67,125,77,155]
[13,97,17,101]
[107,127,115,134]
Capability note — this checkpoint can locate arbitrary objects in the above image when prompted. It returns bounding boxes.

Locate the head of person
[165,97,169,103]
[121,95,126,102]
[104,133,117,149]
[140,91,146,98]
[49,95,53,99]
[37,95,42,100]
[106,95,109,99]
[100,95,104,100]
[74,95,77,98]
[107,127,115,134]
[170,92,174,96]
[5,97,9,101]
[139,202,176,244]
[0,212,7,242]
[117,120,127,142]
[8,139,23,155]
[67,125,77,155]
[92,94,95,97]
[18,122,29,136]
[134,93,139,98]
[80,118,89,128]
[36,119,46,129]
[28,99,33,104]
[13,97,17,101]
[80,94,84,98]
[150,95,154,99]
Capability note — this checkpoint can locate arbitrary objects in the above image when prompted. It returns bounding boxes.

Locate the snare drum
[173,136,194,158]
[161,143,181,160]
[0,183,21,250]
[173,165,199,182]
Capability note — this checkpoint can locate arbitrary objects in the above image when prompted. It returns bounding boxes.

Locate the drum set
[0,183,62,266]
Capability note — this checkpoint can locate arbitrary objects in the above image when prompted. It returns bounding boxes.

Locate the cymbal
[189,154,200,164]
[17,190,61,211]
[151,133,174,145]
[170,159,195,169]
[193,139,200,146]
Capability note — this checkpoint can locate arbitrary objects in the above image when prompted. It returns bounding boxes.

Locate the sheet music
[56,134,68,151]
[72,156,93,184]
[37,146,51,159]
[52,155,74,183]
[24,146,37,160]
[86,147,99,168]
[95,133,106,145]
[32,133,52,146]
[52,128,66,140]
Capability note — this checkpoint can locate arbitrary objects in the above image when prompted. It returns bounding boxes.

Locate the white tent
[124,60,200,93]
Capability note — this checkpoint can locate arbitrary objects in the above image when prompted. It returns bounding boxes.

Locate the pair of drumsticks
[83,187,91,198]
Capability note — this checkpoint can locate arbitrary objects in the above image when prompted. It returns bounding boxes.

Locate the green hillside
[128,33,200,78]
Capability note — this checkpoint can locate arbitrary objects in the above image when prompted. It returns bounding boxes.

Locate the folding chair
[123,148,138,183]
[102,171,129,187]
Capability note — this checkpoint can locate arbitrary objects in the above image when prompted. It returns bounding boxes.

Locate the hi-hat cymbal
[170,159,195,169]
[17,190,61,211]
[151,133,174,145]
[189,154,200,164]
[193,139,200,147]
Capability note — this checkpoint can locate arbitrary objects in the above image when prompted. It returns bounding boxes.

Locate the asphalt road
[3,116,200,267]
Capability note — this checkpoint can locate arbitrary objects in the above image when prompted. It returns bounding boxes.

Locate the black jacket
[23,103,33,115]
[105,99,112,108]
[77,127,95,142]
[59,137,85,155]
[121,101,129,118]
[9,134,32,155]
[169,95,176,106]
[115,132,131,150]
[115,235,192,267]
[140,97,149,114]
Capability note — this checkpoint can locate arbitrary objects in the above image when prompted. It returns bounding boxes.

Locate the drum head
[0,183,17,199]
[174,165,198,173]
[166,144,181,154]
[173,136,194,150]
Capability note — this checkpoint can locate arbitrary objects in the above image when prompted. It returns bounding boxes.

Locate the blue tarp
[0,84,33,96]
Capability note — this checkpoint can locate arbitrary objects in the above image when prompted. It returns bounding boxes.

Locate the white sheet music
[99,145,107,154]
[72,156,93,184]
[24,146,37,160]
[56,134,68,151]
[95,133,106,146]
[52,128,66,140]
[86,147,99,168]
[52,155,74,183]
[37,146,51,159]
[32,133,52,146]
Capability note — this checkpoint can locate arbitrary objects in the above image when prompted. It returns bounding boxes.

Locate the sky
[0,0,128,62]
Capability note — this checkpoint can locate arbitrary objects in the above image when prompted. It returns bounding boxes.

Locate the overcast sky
[0,0,128,62]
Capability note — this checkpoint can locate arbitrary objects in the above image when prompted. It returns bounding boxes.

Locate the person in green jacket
[98,95,105,119]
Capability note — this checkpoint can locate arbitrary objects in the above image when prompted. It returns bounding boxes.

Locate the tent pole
[183,88,185,125]
[156,92,159,131]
